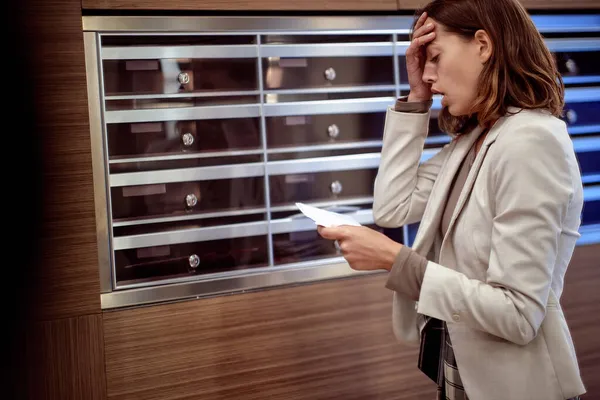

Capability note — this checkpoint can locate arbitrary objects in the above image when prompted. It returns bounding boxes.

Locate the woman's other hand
[406,12,436,102]
[317,225,403,271]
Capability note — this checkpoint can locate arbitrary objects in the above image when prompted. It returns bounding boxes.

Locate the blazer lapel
[440,139,489,248]
[412,126,483,256]
[440,115,508,253]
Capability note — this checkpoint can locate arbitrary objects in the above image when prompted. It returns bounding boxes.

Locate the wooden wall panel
[6,0,107,398]
[560,243,600,398]
[104,274,435,400]
[12,314,108,400]
[82,0,600,11]
[19,0,101,320]
[397,0,600,10]
[82,0,397,10]
[104,244,600,400]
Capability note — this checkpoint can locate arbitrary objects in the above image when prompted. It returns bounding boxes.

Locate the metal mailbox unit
[82,15,600,309]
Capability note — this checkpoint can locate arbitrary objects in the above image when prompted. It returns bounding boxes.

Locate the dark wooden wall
[102,244,600,400]
[560,244,600,397]
[24,0,101,322]
[8,0,106,399]
[102,274,432,400]
[81,0,398,10]
[80,0,600,10]
[7,0,600,399]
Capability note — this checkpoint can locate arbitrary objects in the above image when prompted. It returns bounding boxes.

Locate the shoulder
[490,108,572,159]
[484,108,579,208]
[487,108,579,195]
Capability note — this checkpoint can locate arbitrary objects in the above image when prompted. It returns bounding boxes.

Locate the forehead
[422,17,451,50]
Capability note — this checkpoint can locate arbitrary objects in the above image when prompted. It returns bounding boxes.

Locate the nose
[422,62,437,85]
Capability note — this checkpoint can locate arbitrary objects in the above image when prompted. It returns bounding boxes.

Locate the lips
[431,88,446,105]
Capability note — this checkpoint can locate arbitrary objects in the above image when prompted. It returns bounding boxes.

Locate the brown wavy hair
[412,0,565,134]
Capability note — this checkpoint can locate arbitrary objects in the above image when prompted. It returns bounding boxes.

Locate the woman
[317,0,586,399]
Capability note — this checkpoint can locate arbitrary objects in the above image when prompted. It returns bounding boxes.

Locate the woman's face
[422,18,491,116]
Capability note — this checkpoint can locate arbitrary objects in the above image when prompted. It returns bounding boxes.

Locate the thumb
[317,225,344,240]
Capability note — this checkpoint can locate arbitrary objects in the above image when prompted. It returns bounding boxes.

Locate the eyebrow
[426,43,440,56]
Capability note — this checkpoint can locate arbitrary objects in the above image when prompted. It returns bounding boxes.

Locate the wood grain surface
[6,1,107,398]
[81,0,600,10]
[82,0,397,10]
[19,0,101,320]
[103,273,435,400]
[560,243,600,398]
[103,244,600,400]
[12,314,107,400]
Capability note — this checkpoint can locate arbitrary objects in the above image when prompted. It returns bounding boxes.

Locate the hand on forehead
[423,16,436,27]
[422,17,439,50]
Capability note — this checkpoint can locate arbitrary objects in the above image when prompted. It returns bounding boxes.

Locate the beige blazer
[373,106,586,399]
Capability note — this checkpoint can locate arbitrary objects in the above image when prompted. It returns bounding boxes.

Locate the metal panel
[565,87,600,103]
[83,15,600,35]
[257,34,275,267]
[270,209,375,234]
[112,206,268,227]
[584,185,600,202]
[569,124,600,136]
[545,38,600,52]
[267,148,439,176]
[395,41,410,55]
[105,90,260,101]
[84,32,113,294]
[263,97,395,117]
[260,42,393,58]
[109,149,264,164]
[267,140,383,155]
[105,104,261,124]
[425,136,451,145]
[109,162,265,187]
[270,196,374,213]
[582,174,600,185]
[264,84,397,96]
[268,153,381,175]
[102,44,258,60]
[83,16,414,33]
[563,76,600,86]
[101,260,373,309]
[392,33,401,99]
[113,221,269,250]
[530,15,600,33]
[572,136,600,153]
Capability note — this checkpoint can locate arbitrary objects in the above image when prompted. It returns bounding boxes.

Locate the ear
[474,29,493,63]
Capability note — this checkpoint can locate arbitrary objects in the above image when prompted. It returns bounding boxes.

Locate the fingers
[406,30,436,57]
[407,14,435,57]
[317,226,341,240]
[317,225,351,240]
[413,22,435,42]
[413,11,428,32]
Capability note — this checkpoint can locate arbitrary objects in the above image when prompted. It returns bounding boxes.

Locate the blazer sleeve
[373,107,453,228]
[416,122,576,345]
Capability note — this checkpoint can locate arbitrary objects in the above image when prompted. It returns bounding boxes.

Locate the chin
[447,104,468,117]
[446,105,458,116]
